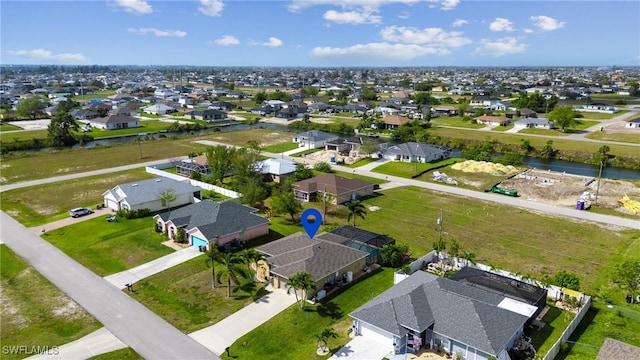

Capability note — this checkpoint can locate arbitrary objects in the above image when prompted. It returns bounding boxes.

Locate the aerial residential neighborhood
[1,1,639,360]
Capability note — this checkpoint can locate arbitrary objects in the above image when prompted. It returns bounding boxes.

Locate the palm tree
[216,252,249,297]
[204,247,222,288]
[241,248,264,281]
[316,327,339,354]
[287,271,316,309]
[461,251,477,267]
[345,200,367,227]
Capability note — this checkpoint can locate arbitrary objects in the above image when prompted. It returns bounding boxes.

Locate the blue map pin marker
[301,208,322,239]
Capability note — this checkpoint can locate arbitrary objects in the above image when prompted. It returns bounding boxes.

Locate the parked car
[69,207,94,218]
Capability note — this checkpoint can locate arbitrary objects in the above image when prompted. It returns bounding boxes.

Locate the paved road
[27,327,126,360]
[566,109,639,140]
[1,212,218,360]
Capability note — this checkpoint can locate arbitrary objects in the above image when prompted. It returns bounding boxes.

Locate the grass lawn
[88,348,143,360]
[1,245,101,360]
[0,129,49,142]
[224,268,394,360]
[71,90,116,102]
[200,128,294,147]
[491,125,514,132]
[530,304,575,357]
[559,301,640,359]
[431,116,487,129]
[0,169,155,226]
[428,127,640,160]
[139,112,163,119]
[262,142,299,153]
[0,137,210,184]
[342,157,379,168]
[329,169,389,185]
[585,131,640,144]
[519,128,570,136]
[577,110,629,120]
[0,123,23,132]
[129,254,269,333]
[291,148,322,157]
[42,216,174,276]
[356,186,640,295]
[371,158,460,178]
[90,121,174,138]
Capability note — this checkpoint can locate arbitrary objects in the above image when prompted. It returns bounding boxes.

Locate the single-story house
[292,130,340,149]
[513,117,555,130]
[470,96,500,108]
[89,114,140,130]
[626,118,640,129]
[256,231,369,296]
[143,103,176,115]
[596,338,640,360]
[186,109,227,122]
[176,154,211,177]
[574,103,619,114]
[506,108,537,119]
[432,106,458,117]
[381,114,410,129]
[103,177,201,212]
[475,115,511,127]
[256,158,297,183]
[293,174,376,204]
[71,109,97,120]
[351,270,543,360]
[275,106,304,120]
[154,200,269,250]
[383,142,451,163]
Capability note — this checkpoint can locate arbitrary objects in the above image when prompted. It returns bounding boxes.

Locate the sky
[1,0,639,67]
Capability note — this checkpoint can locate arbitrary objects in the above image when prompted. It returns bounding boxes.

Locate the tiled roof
[382,114,410,125]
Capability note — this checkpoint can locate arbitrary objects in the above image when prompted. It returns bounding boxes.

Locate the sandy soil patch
[603,120,640,133]
[309,118,333,124]
[8,119,51,130]
[451,160,520,175]
[303,149,367,165]
[259,117,301,125]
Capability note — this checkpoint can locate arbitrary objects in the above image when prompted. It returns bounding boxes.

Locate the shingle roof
[295,130,338,142]
[91,114,137,124]
[596,338,640,360]
[257,158,296,176]
[157,199,268,239]
[385,142,451,158]
[257,232,368,281]
[293,174,374,196]
[382,114,410,125]
[105,178,200,206]
[350,271,530,356]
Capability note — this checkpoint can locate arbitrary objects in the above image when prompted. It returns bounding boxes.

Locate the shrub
[313,161,333,173]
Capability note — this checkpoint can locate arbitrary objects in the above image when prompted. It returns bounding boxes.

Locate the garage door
[359,323,393,346]
[191,236,208,249]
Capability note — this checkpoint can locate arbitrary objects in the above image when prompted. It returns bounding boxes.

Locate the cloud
[473,37,526,57]
[427,0,459,10]
[6,49,90,64]
[214,35,239,46]
[489,18,515,32]
[530,15,566,31]
[452,19,467,27]
[398,11,410,19]
[198,0,224,17]
[114,0,152,14]
[311,42,449,61]
[289,0,423,12]
[379,26,471,47]
[323,10,382,24]
[524,28,533,34]
[250,37,283,47]
[128,28,187,37]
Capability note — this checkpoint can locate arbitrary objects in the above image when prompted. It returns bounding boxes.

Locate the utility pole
[437,208,443,244]
[323,184,328,224]
[595,160,604,206]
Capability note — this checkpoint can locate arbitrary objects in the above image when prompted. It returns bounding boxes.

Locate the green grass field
[0,169,155,226]
[491,125,514,132]
[88,348,143,360]
[0,245,101,360]
[371,158,460,178]
[578,110,629,120]
[42,216,174,276]
[71,90,116,102]
[431,116,487,129]
[586,131,640,144]
[262,142,299,153]
[0,123,23,132]
[519,128,570,136]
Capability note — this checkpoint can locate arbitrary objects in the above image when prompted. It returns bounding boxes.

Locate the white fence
[146,164,241,199]
[541,296,591,360]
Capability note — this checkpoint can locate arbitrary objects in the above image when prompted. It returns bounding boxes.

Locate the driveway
[329,336,393,360]
[27,327,126,360]
[31,207,112,234]
[1,211,218,360]
[104,246,202,289]
[189,285,297,355]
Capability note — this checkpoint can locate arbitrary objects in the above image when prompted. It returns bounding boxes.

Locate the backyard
[0,245,102,360]
[41,216,174,276]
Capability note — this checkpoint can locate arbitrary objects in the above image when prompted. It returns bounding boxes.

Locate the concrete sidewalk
[104,246,202,289]
[189,285,297,355]
[27,328,127,360]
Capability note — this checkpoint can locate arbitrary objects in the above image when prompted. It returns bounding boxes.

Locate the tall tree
[241,248,264,281]
[596,145,611,164]
[206,145,234,184]
[345,200,367,227]
[158,189,177,210]
[271,180,303,222]
[16,98,46,119]
[614,260,640,304]
[548,106,577,132]
[287,271,316,309]
[204,247,222,288]
[57,98,80,113]
[47,110,78,146]
[316,327,339,354]
[216,252,248,297]
[237,174,268,208]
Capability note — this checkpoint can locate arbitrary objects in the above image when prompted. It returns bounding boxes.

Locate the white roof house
[103,177,201,212]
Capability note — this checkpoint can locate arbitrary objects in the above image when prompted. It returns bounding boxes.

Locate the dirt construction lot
[499,169,640,214]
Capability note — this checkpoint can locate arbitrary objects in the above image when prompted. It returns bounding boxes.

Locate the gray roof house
[383,142,452,163]
[596,338,640,360]
[154,200,269,250]
[103,177,201,212]
[513,117,555,130]
[257,232,369,297]
[351,271,536,359]
[89,114,140,130]
[292,130,340,149]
